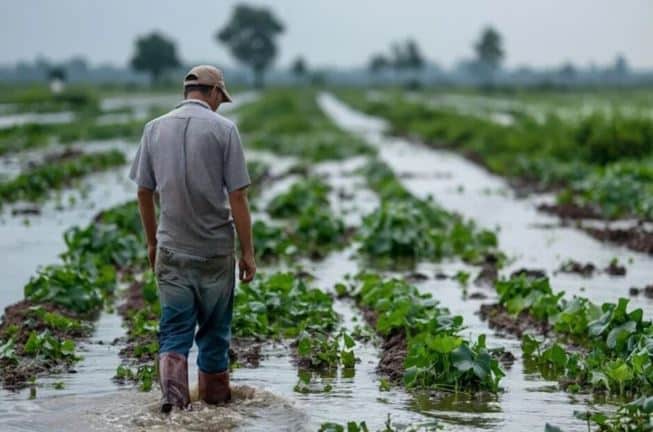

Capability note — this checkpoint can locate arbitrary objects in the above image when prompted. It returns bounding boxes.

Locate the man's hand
[239,253,256,283]
[148,244,157,269]
[229,187,256,283]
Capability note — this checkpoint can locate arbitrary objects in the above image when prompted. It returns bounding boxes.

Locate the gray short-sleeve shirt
[129,99,250,257]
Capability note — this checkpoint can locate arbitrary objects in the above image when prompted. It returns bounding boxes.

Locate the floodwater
[318,92,653,430]
[2,92,652,431]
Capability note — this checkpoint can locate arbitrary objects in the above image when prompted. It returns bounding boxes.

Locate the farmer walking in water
[130,65,256,412]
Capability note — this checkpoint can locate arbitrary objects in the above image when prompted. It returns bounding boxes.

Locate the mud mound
[557,260,596,277]
[537,202,603,220]
[584,226,653,255]
[478,303,551,338]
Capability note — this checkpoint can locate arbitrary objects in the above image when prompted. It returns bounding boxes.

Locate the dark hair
[184,84,214,98]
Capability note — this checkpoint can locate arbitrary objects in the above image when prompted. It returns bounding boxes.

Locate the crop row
[338,273,505,393]
[479,273,653,429]
[255,176,348,261]
[490,274,653,398]
[357,157,502,266]
[340,91,653,223]
[0,149,126,206]
[236,89,373,162]
[0,199,145,389]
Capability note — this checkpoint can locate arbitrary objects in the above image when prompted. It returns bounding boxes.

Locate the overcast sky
[2,0,651,70]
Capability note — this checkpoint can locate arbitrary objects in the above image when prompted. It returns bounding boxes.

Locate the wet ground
[1,93,652,431]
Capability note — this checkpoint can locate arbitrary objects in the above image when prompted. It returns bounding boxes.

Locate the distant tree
[390,39,425,87]
[310,70,326,87]
[291,56,308,81]
[217,4,284,88]
[66,57,89,80]
[613,54,629,76]
[48,66,66,93]
[558,62,577,86]
[48,66,66,82]
[474,26,504,84]
[392,39,424,71]
[368,53,390,75]
[130,32,181,84]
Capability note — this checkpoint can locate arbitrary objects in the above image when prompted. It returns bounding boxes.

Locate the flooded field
[1,88,652,432]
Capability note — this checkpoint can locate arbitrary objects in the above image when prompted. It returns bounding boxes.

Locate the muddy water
[0,95,250,312]
[320,92,653,314]
[4,92,647,431]
[0,165,136,312]
[319,92,653,431]
[0,143,406,431]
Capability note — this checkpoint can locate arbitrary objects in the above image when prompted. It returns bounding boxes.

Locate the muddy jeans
[155,246,235,373]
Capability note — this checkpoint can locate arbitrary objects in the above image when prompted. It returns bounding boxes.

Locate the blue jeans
[155,246,235,373]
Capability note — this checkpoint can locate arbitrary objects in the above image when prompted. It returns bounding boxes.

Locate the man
[129,65,256,413]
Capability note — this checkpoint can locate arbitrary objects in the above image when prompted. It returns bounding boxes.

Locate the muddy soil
[478,304,551,338]
[583,226,653,255]
[358,305,407,383]
[398,122,653,256]
[510,268,547,279]
[628,285,653,298]
[0,300,93,389]
[557,260,596,277]
[604,260,627,276]
[537,202,604,220]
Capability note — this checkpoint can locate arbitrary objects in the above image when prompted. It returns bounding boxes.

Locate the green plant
[23,330,78,362]
[233,272,339,339]
[267,177,330,218]
[358,158,501,266]
[349,273,504,393]
[0,338,17,364]
[297,331,356,370]
[342,90,653,222]
[0,150,126,205]
[252,220,297,261]
[24,264,107,314]
[28,306,89,335]
[237,90,372,162]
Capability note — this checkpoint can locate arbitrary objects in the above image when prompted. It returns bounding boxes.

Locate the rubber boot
[159,352,190,413]
[198,370,232,404]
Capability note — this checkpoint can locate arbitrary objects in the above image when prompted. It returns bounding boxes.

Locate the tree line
[124,4,631,89]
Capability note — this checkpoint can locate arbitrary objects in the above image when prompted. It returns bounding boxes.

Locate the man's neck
[183,98,212,110]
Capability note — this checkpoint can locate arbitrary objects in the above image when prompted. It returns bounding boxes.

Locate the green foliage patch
[237,90,373,162]
[0,149,126,205]
[344,273,504,393]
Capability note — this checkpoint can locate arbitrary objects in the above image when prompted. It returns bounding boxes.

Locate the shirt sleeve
[129,124,156,190]
[223,124,251,192]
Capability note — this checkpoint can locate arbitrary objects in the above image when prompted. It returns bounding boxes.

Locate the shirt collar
[176,99,212,110]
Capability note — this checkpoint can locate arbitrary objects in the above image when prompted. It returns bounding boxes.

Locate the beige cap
[183,65,233,102]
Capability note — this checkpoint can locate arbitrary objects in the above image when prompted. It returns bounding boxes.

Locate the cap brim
[220,86,233,103]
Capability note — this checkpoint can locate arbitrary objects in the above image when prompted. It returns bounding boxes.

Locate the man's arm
[137,186,158,268]
[229,186,256,283]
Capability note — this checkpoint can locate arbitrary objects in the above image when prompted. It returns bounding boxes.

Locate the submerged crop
[495,275,653,398]
[237,90,373,162]
[343,91,653,223]
[232,272,339,340]
[0,149,126,206]
[342,273,505,393]
[358,158,501,266]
